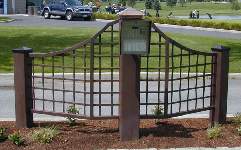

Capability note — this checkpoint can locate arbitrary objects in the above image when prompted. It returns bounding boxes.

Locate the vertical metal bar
[83,45,87,116]
[98,34,102,116]
[32,57,35,110]
[187,51,191,111]
[73,50,76,107]
[42,57,45,111]
[178,48,183,112]
[13,47,33,128]
[62,55,65,112]
[52,56,55,112]
[195,54,199,109]
[158,34,161,107]
[202,55,206,108]
[90,40,95,118]
[164,40,170,116]
[145,55,149,115]
[110,25,114,116]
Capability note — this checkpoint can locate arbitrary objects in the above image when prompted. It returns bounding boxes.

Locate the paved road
[0,74,240,120]
[0,15,241,40]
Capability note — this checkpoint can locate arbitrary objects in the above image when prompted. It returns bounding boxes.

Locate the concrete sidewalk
[0,73,241,121]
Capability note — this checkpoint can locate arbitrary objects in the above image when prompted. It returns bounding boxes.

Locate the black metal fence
[13,19,229,128]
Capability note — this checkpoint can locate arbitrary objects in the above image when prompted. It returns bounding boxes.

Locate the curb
[157,23,241,34]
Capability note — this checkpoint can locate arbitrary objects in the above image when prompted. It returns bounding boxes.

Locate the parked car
[41,0,93,21]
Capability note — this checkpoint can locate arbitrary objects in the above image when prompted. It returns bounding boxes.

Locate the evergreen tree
[127,0,136,7]
[153,0,161,11]
[145,0,153,9]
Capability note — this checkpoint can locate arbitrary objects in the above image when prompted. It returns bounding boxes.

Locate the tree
[145,0,153,9]
[127,0,136,7]
[166,0,177,7]
[179,0,186,7]
[230,0,240,10]
[153,0,161,11]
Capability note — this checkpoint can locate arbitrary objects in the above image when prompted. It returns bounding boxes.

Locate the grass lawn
[0,26,240,73]
[0,17,14,23]
[100,1,241,17]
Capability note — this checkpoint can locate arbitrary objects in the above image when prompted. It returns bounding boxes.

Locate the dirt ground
[0,118,240,150]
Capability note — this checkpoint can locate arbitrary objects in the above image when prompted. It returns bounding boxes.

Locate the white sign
[121,20,151,54]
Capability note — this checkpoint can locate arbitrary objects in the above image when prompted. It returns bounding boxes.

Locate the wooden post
[210,45,230,124]
[13,47,33,128]
[119,55,140,141]
[119,8,144,141]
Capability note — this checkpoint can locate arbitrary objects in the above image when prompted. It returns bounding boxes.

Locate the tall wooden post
[13,47,33,128]
[210,45,230,124]
[119,9,144,141]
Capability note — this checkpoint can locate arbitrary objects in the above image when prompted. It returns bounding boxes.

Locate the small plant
[237,125,241,136]
[66,105,79,126]
[152,105,164,124]
[207,124,222,139]
[232,113,241,124]
[0,127,7,142]
[31,126,59,144]
[8,131,24,146]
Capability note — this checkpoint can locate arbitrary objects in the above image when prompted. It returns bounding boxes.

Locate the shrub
[93,13,118,20]
[31,126,59,144]
[166,0,177,7]
[8,132,24,146]
[66,105,79,126]
[207,124,222,139]
[237,125,241,136]
[152,105,164,117]
[152,105,164,124]
[230,0,241,10]
[232,113,241,124]
[0,127,7,142]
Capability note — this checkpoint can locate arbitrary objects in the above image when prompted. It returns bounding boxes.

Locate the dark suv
[41,0,92,21]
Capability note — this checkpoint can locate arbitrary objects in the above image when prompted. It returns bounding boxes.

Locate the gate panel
[29,20,217,120]
[30,20,120,119]
[140,23,217,119]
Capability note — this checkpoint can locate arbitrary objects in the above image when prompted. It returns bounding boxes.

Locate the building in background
[0,0,37,14]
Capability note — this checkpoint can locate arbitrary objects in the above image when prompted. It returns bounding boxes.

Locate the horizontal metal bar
[140,107,213,119]
[33,98,87,106]
[168,95,212,105]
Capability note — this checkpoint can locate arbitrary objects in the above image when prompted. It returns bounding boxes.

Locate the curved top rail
[30,19,119,58]
[152,23,214,56]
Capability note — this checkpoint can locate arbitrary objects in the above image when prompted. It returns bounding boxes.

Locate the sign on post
[121,20,151,55]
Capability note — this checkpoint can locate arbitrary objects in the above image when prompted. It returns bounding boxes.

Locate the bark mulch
[0,118,240,150]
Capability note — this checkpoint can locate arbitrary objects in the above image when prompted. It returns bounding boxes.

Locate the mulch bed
[0,118,240,150]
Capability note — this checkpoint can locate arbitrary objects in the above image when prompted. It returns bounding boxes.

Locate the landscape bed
[0,17,14,23]
[0,118,241,149]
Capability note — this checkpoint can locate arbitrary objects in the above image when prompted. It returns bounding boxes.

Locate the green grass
[0,26,241,73]
[0,27,98,72]
[0,17,14,23]
[100,1,241,17]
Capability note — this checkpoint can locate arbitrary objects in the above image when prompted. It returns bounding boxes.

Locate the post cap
[13,47,33,54]
[119,8,144,19]
[211,45,230,52]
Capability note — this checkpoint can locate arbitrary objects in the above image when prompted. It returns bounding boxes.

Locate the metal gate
[13,19,229,128]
